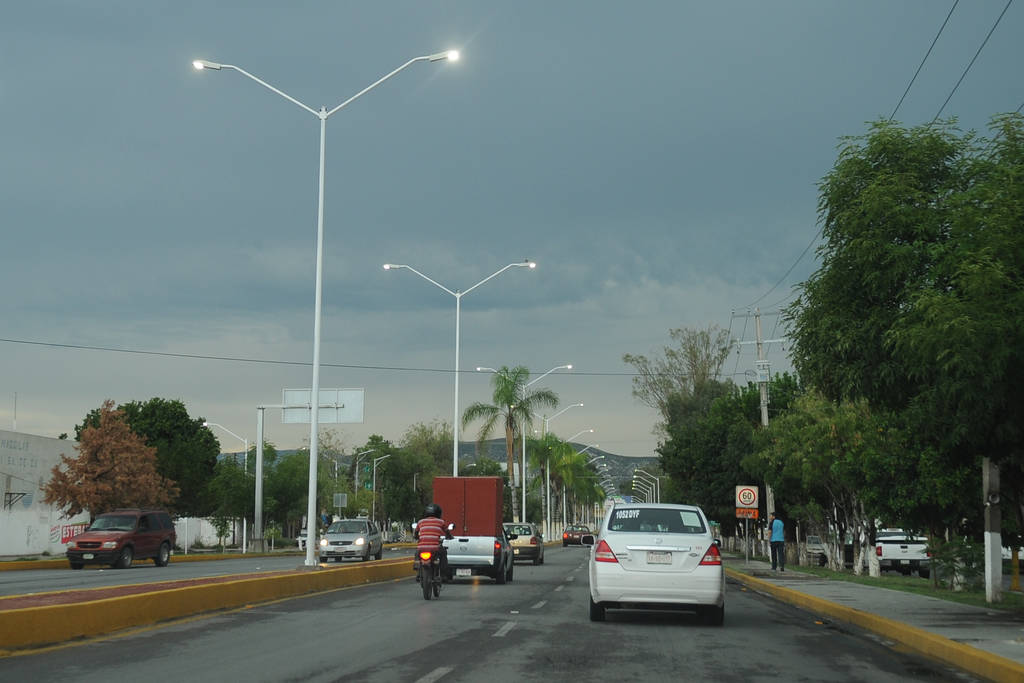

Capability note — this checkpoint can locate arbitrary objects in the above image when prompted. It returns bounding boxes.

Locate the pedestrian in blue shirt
[769,511,785,571]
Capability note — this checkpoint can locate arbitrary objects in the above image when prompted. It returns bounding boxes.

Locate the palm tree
[462,365,559,522]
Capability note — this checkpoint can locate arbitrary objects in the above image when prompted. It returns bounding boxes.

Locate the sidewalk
[724,554,1024,683]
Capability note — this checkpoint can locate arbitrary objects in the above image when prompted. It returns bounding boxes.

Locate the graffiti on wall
[50,523,88,544]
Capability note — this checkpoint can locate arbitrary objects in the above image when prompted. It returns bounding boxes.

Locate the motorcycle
[412,522,454,601]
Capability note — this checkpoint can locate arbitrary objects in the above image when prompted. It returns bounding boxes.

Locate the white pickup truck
[875,529,930,578]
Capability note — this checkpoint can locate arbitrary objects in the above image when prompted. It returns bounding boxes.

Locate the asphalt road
[0,547,975,682]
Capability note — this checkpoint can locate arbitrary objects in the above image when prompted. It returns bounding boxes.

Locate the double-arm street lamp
[203,421,249,553]
[194,50,459,567]
[384,261,535,476]
[634,468,661,503]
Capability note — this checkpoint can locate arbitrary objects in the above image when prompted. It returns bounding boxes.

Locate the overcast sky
[2,2,1020,460]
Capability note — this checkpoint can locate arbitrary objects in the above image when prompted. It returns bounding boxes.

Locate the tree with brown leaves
[44,400,179,519]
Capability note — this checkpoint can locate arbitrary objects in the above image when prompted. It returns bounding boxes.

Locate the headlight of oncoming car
[355,537,365,546]
[101,541,118,549]
[66,541,76,549]
[319,538,328,547]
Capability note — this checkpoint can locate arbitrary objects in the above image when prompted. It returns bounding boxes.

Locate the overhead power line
[890,0,960,121]
[932,0,1013,124]
[0,336,642,377]
[737,224,823,311]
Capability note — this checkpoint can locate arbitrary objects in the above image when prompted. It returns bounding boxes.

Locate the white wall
[0,429,89,558]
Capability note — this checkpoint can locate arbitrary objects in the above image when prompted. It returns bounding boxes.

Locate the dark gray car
[318,519,383,562]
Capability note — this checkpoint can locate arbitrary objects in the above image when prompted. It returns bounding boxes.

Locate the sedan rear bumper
[590,565,724,607]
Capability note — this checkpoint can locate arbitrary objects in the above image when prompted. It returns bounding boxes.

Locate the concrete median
[0,556,414,652]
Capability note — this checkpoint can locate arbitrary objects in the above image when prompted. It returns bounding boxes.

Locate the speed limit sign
[736,485,758,508]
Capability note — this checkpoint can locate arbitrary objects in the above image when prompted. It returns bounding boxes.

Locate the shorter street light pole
[352,449,376,492]
[634,468,661,503]
[371,454,393,523]
[521,365,571,523]
[204,421,249,553]
[539,403,583,539]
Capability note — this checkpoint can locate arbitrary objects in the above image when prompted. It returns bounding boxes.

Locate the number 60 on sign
[735,485,758,507]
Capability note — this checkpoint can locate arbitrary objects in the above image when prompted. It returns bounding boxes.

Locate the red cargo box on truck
[432,476,514,583]
[433,476,503,537]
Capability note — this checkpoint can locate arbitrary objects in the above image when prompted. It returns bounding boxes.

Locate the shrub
[928,537,984,590]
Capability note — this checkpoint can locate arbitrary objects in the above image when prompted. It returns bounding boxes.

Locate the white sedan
[584,503,725,625]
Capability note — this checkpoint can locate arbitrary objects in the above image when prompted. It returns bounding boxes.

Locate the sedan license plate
[647,551,672,564]
[83,553,94,559]
[900,559,910,565]
[456,568,472,577]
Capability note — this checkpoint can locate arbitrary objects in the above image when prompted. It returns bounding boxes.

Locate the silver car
[584,503,725,625]
[319,519,383,562]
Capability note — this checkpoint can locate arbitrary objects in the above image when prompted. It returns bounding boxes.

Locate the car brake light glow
[594,539,618,563]
[699,544,722,566]
[419,550,432,562]
[494,541,502,552]
[563,532,569,540]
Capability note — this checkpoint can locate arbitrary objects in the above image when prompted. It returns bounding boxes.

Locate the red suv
[66,509,176,569]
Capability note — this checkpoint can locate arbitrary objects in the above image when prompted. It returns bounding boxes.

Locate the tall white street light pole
[203,421,249,553]
[194,50,459,567]
[538,402,583,539]
[371,454,393,523]
[383,262,535,477]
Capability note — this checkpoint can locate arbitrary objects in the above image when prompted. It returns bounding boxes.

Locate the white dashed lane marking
[493,621,516,637]
[416,667,454,683]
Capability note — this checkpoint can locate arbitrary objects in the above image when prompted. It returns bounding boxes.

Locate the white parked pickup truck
[875,529,930,578]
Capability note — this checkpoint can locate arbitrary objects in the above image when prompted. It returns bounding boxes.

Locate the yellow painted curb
[727,568,1024,683]
[0,557,414,651]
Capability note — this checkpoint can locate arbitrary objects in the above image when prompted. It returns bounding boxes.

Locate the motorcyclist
[414,503,453,579]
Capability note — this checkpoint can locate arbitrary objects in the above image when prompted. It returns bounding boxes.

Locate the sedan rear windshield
[506,525,534,536]
[608,508,705,534]
[329,521,368,534]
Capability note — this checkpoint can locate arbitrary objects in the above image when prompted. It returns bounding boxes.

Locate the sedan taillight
[699,544,722,566]
[594,539,618,563]
[530,537,538,545]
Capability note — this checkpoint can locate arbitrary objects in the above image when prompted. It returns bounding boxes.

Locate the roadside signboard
[736,485,758,508]
[736,508,759,519]
[281,388,365,424]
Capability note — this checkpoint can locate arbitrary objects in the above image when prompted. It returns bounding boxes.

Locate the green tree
[401,420,451,478]
[623,324,734,429]
[786,115,1024,542]
[462,365,559,522]
[77,398,219,516]
[45,400,179,518]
